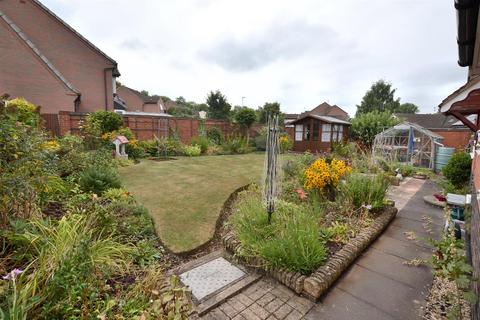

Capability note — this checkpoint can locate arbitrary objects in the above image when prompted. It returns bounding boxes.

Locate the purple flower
[2,269,23,281]
[362,204,373,211]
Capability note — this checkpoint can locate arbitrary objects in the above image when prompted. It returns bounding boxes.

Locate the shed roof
[290,114,351,125]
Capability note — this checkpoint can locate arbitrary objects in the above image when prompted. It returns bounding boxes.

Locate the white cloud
[43,0,467,116]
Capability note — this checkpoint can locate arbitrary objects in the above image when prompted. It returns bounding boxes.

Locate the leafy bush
[337,173,389,210]
[443,152,472,188]
[279,135,293,153]
[206,127,223,144]
[221,136,251,154]
[254,134,267,151]
[79,167,122,195]
[190,136,210,154]
[232,191,326,274]
[5,97,40,127]
[332,142,357,158]
[351,111,399,148]
[139,137,185,157]
[184,145,201,157]
[396,163,415,177]
[84,110,123,135]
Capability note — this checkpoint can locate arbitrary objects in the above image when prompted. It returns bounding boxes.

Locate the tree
[397,102,419,114]
[140,90,150,97]
[258,102,282,124]
[351,111,400,148]
[206,90,231,120]
[234,107,257,144]
[356,80,401,116]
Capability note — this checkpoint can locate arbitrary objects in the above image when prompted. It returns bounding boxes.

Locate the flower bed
[222,152,398,300]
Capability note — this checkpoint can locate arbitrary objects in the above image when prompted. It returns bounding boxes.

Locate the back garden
[0,96,475,319]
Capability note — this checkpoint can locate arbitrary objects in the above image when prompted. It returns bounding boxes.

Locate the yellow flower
[304,157,351,190]
[41,140,60,151]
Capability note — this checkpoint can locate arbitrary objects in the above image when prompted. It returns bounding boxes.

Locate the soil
[422,276,471,319]
[42,202,64,219]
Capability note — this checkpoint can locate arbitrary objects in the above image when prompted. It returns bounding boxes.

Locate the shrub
[5,97,40,127]
[221,136,250,154]
[396,163,415,177]
[254,134,267,151]
[232,192,326,274]
[443,152,472,188]
[304,158,351,191]
[279,135,293,153]
[79,167,122,195]
[184,145,201,157]
[351,111,399,148]
[332,142,357,158]
[140,137,185,157]
[84,111,123,136]
[206,127,224,144]
[190,136,210,154]
[337,173,389,210]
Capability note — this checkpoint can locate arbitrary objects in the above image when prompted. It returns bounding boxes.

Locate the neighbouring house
[438,2,480,318]
[116,86,167,114]
[290,114,350,153]
[285,102,351,152]
[0,0,120,114]
[394,113,472,150]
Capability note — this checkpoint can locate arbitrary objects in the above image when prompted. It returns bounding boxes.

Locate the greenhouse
[372,122,444,169]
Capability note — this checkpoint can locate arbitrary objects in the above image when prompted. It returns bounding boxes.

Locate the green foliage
[337,173,389,210]
[234,107,257,130]
[396,163,415,177]
[258,102,283,124]
[397,102,419,113]
[206,90,231,120]
[206,127,224,144]
[184,145,201,156]
[5,97,40,127]
[351,111,399,148]
[442,152,472,188]
[332,142,358,158]
[190,136,210,154]
[139,137,185,157]
[279,135,293,153]
[232,191,327,274]
[254,134,267,151]
[79,167,122,195]
[220,136,251,154]
[84,111,123,135]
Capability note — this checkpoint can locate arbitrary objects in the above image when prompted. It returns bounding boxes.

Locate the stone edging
[223,205,398,300]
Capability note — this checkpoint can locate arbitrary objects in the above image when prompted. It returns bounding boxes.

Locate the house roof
[119,86,161,104]
[394,113,468,130]
[0,9,80,96]
[31,0,119,75]
[290,114,351,125]
[307,102,349,120]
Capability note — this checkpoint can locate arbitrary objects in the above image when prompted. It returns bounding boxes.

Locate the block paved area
[199,178,443,320]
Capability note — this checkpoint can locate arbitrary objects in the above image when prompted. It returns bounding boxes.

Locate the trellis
[372,122,444,169]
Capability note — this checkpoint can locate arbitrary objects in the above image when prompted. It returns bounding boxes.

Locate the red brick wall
[433,130,472,150]
[0,16,77,113]
[0,0,116,113]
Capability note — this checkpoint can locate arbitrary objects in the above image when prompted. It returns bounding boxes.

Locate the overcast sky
[43,0,466,116]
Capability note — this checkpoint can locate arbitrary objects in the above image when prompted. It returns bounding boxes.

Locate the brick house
[438,2,480,318]
[116,86,166,114]
[394,113,472,150]
[0,0,120,114]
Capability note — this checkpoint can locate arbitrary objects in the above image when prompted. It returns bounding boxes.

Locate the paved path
[200,178,443,320]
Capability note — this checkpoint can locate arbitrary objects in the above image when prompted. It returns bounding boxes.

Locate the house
[116,86,166,114]
[438,2,480,318]
[394,113,472,150]
[285,102,351,152]
[290,114,350,153]
[0,0,120,114]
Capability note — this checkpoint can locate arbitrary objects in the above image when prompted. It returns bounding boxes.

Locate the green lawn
[119,153,267,253]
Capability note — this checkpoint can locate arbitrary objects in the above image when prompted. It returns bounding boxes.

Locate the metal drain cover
[179,257,245,300]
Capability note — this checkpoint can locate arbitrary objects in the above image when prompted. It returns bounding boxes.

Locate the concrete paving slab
[382,224,433,249]
[391,216,442,236]
[180,257,246,301]
[336,265,424,319]
[397,207,444,226]
[305,288,396,320]
[371,235,433,261]
[355,248,433,290]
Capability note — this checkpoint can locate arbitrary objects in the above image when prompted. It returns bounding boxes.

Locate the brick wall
[50,112,254,143]
[433,130,472,150]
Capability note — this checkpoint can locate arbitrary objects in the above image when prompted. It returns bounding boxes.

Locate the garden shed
[372,122,444,169]
[290,114,350,153]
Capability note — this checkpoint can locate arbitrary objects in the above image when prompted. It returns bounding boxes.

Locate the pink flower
[2,268,23,281]
[296,188,307,200]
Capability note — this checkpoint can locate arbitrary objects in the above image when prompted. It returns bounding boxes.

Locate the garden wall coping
[223,205,398,300]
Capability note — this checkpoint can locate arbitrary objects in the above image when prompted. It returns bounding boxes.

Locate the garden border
[222,205,398,300]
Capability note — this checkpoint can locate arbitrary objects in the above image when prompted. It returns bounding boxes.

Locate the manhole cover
[179,257,245,300]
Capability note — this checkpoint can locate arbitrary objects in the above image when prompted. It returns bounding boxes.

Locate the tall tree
[206,90,231,120]
[356,80,401,116]
[258,102,282,124]
[351,111,400,148]
[234,107,257,144]
[397,102,419,114]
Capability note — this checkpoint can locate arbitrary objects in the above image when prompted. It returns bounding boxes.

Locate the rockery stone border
[223,205,398,301]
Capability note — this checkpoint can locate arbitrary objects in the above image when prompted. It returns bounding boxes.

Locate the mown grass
[119,153,267,252]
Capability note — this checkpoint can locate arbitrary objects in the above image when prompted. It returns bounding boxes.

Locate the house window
[313,122,320,141]
[295,124,303,141]
[321,124,331,142]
